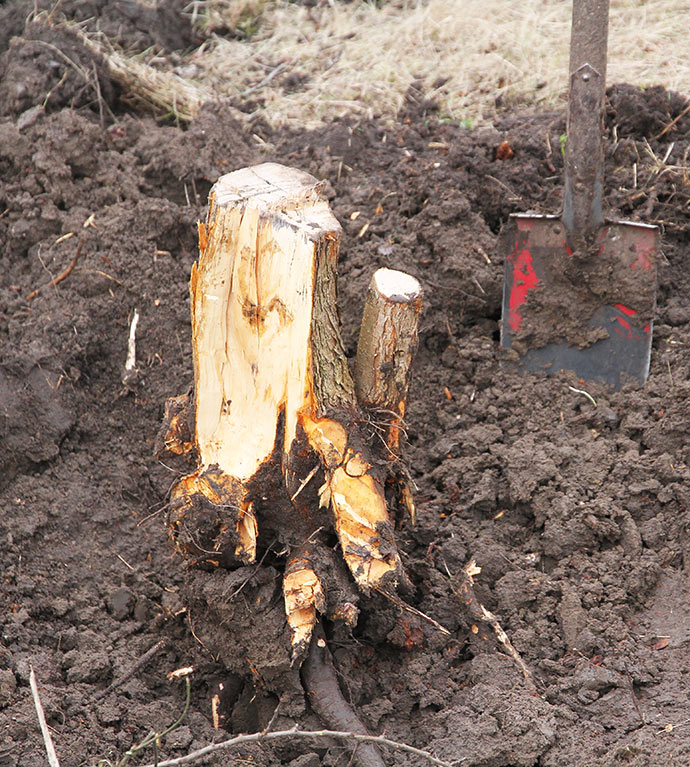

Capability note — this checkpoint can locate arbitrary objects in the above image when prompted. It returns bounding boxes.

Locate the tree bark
[354,268,422,522]
[355,267,422,449]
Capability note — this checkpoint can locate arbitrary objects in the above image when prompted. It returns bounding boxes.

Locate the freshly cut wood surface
[191,163,341,481]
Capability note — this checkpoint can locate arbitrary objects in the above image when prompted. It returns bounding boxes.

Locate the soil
[2,3,690,767]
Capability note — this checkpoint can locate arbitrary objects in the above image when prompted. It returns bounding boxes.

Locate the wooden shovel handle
[562,0,610,247]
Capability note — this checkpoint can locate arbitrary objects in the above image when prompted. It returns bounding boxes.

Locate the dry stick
[61,24,208,122]
[241,59,292,98]
[302,624,386,767]
[375,586,451,636]
[122,307,140,387]
[90,59,106,130]
[653,102,690,140]
[94,640,168,702]
[136,728,459,767]
[29,666,61,767]
[27,240,84,301]
[446,560,536,692]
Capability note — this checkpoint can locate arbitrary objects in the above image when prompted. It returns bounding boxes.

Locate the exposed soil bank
[2,3,690,766]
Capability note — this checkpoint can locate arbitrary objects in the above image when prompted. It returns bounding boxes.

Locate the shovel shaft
[562,0,610,246]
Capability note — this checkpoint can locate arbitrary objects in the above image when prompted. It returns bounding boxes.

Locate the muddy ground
[2,3,690,766]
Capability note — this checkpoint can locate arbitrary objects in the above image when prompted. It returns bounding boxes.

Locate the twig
[241,60,291,98]
[94,640,168,702]
[77,269,122,285]
[446,560,537,692]
[29,38,91,83]
[136,727,461,767]
[122,308,140,387]
[375,587,451,636]
[226,545,272,601]
[262,693,286,735]
[91,59,106,129]
[27,240,84,301]
[290,464,320,502]
[29,666,61,767]
[653,102,690,140]
[567,385,597,407]
[657,717,690,735]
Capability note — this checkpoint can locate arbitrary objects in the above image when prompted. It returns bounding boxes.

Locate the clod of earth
[158,163,423,659]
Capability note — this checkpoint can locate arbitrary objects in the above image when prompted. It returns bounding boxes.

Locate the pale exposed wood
[301,411,401,590]
[283,551,326,657]
[192,163,340,480]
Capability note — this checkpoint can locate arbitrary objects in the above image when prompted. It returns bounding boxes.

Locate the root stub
[163,162,420,656]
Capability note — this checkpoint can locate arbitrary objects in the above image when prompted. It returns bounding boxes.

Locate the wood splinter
[162,162,424,655]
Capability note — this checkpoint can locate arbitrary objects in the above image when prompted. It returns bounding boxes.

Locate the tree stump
[159,163,422,658]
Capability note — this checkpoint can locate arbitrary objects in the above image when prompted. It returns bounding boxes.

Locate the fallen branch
[53,21,209,122]
[136,726,461,767]
[375,586,450,636]
[29,667,61,767]
[653,102,690,140]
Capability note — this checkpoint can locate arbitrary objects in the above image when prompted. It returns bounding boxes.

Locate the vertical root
[301,624,386,767]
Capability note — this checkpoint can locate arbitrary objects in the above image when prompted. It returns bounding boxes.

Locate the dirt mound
[2,3,690,766]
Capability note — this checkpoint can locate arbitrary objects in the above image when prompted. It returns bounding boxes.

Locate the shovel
[499,0,658,390]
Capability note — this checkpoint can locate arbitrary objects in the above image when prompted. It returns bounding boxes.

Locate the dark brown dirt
[2,3,690,766]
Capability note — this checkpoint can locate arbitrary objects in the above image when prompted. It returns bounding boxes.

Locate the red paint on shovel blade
[612,304,648,341]
[614,304,637,317]
[508,246,539,331]
[615,316,631,335]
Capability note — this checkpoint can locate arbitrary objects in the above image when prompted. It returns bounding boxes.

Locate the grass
[49,0,690,126]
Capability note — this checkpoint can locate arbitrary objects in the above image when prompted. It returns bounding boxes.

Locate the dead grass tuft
[52,0,690,126]
[189,0,690,127]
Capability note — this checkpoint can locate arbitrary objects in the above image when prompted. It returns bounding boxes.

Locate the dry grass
[63,0,690,126]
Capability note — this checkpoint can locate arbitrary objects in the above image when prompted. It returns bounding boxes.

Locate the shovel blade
[500,214,658,390]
